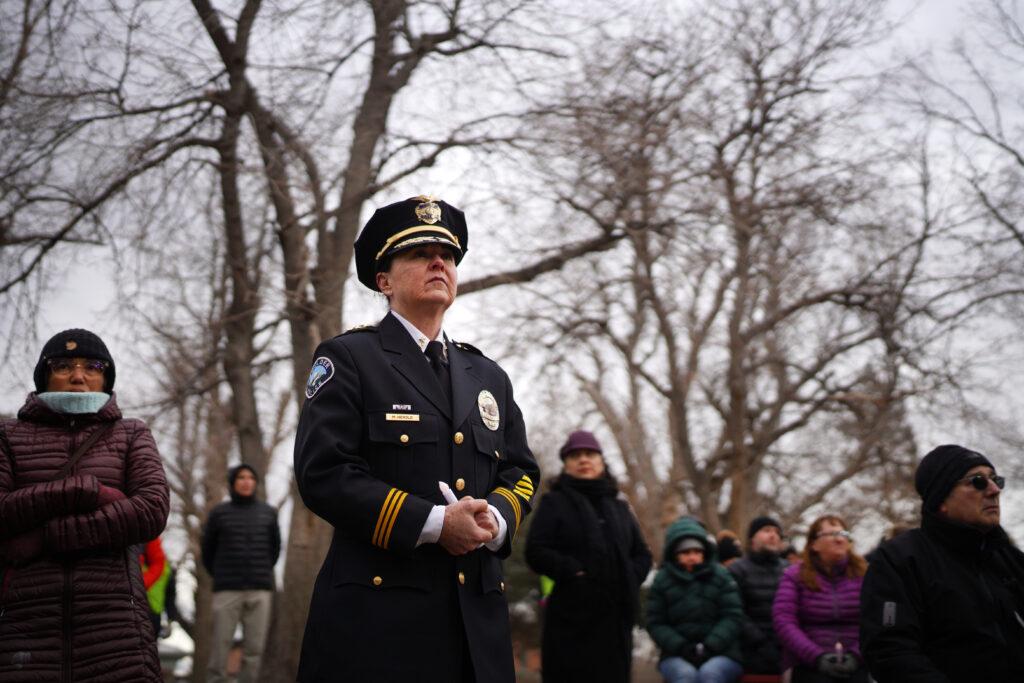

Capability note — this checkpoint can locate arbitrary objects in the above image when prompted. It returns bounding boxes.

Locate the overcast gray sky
[0,0,979,395]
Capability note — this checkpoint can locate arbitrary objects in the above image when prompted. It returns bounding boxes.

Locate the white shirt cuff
[484,504,508,551]
[416,505,446,547]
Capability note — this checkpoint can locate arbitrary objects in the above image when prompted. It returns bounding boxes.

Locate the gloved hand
[97,484,126,506]
[835,653,858,675]
[0,528,45,566]
[816,652,857,678]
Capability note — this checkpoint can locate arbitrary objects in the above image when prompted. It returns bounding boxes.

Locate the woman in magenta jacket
[772,515,869,683]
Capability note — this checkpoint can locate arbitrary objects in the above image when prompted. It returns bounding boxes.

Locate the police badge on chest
[478,390,499,430]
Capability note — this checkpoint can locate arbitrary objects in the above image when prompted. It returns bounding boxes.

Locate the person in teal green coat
[647,517,744,683]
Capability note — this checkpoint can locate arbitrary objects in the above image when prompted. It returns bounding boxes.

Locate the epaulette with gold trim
[339,323,378,337]
[452,341,487,357]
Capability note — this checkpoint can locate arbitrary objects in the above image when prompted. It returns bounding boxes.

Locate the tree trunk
[219,102,269,477]
[190,570,215,683]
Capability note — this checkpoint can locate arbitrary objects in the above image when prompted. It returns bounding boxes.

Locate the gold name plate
[386,413,420,422]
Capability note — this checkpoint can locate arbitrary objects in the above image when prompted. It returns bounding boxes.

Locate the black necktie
[425,340,451,405]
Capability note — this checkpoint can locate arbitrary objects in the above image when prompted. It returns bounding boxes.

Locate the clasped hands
[438,497,498,556]
[0,481,125,566]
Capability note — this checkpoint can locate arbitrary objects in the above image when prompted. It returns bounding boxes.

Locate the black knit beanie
[717,536,742,563]
[915,444,994,513]
[33,328,116,393]
[747,515,782,540]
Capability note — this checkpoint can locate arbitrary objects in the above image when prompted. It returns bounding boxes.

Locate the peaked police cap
[354,196,468,291]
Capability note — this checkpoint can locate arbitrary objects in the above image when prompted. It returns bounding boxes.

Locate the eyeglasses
[957,473,1005,491]
[815,530,851,541]
[47,358,108,378]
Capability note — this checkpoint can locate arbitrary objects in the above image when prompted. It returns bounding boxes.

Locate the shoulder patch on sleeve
[305,356,335,399]
[452,341,487,357]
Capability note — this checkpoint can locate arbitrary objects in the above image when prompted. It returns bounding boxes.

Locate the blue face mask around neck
[38,392,110,414]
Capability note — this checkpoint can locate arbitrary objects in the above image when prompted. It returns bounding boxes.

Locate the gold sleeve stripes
[493,487,522,532]
[513,475,534,502]
[372,488,408,549]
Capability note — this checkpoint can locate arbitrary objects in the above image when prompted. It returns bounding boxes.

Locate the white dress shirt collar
[390,309,446,357]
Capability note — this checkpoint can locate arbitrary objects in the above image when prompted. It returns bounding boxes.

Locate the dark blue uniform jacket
[294,312,538,682]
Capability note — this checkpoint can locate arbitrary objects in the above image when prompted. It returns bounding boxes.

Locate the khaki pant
[207,589,272,683]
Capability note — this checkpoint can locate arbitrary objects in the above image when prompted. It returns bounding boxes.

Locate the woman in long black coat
[525,430,653,682]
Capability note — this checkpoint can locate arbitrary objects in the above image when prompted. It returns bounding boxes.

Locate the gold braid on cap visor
[374,226,461,262]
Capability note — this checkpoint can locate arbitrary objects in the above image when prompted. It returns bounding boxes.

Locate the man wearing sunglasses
[860,444,1024,682]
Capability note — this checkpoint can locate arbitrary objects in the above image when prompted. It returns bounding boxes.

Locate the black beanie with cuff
[915,444,994,513]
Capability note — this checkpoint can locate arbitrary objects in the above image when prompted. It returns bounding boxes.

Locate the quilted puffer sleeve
[0,423,101,540]
[646,572,689,656]
[45,421,169,552]
[703,567,743,655]
[773,564,826,666]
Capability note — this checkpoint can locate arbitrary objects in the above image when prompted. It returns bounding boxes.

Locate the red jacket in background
[140,538,167,589]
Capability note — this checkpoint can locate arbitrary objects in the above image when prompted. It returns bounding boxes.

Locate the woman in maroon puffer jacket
[0,329,169,682]
[772,515,869,683]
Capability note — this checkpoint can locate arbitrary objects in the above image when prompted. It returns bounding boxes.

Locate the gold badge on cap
[478,390,500,431]
[415,198,441,225]
[65,341,77,350]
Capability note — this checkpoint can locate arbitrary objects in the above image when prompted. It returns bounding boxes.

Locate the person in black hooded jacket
[525,430,652,683]
[860,444,1024,683]
[201,463,281,683]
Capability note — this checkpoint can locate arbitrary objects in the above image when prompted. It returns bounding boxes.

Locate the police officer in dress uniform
[294,196,540,682]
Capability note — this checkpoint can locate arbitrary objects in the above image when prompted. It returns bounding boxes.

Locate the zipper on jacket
[123,549,143,630]
[123,549,136,605]
[0,567,13,604]
[61,561,72,683]
[0,567,14,623]
[828,574,843,650]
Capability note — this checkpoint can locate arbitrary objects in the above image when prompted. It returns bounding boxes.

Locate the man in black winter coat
[860,444,1024,683]
[728,515,788,676]
[201,463,281,683]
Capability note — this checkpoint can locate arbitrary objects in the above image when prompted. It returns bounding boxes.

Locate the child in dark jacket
[647,517,744,683]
